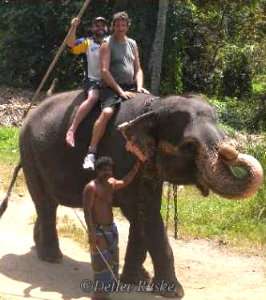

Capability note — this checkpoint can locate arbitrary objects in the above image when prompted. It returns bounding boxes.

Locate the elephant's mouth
[196,143,264,199]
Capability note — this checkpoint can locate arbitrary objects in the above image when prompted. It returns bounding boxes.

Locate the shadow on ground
[0,246,161,300]
[0,246,93,299]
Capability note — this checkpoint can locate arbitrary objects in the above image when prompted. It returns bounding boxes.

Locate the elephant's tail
[0,162,22,218]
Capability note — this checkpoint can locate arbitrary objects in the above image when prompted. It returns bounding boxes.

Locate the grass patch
[57,214,88,249]
[252,74,266,95]
[162,187,266,246]
[30,212,89,249]
[161,138,266,251]
[0,126,19,161]
[56,208,124,248]
[0,126,27,194]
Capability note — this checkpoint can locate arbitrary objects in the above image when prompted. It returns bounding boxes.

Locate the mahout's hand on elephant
[120,90,135,99]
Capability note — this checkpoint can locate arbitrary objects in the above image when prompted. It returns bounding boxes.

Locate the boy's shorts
[83,78,102,96]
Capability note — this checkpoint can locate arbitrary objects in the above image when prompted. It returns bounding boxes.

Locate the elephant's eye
[179,142,197,154]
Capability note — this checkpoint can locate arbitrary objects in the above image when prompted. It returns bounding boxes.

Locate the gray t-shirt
[104,35,137,86]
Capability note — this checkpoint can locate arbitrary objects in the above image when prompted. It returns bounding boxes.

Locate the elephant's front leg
[144,187,184,298]
[120,206,150,284]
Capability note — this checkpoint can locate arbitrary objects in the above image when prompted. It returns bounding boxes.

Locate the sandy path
[0,193,265,300]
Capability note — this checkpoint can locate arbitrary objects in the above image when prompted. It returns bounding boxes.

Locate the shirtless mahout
[82,156,141,299]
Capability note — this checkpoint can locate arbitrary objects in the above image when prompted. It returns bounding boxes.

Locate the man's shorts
[99,84,136,109]
[83,78,102,96]
[90,223,119,287]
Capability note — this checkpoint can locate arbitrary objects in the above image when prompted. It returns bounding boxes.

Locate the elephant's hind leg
[24,168,62,263]
[33,200,62,263]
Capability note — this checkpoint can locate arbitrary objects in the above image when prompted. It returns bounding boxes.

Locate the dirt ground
[0,192,265,300]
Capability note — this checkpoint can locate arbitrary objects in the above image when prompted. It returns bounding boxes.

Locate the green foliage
[209,96,257,131]
[1,0,265,98]
[0,0,115,91]
[0,0,158,91]
[219,45,252,98]
[0,126,19,153]
[0,126,25,194]
[161,55,183,95]
[208,73,266,132]
[158,0,266,98]
[252,74,266,95]
[0,126,19,167]
[245,136,266,223]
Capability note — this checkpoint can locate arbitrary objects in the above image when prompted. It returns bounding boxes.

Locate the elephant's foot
[34,221,62,263]
[139,267,151,282]
[39,253,63,263]
[120,267,151,285]
[36,245,63,263]
[151,278,185,299]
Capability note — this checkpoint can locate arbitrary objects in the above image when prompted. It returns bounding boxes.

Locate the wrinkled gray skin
[19,91,261,298]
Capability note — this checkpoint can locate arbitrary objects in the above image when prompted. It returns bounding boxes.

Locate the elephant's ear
[118,112,156,161]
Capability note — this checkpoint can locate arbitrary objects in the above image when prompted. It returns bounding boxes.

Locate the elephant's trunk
[196,143,264,199]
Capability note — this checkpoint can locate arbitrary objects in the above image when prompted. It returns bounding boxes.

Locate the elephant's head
[118,95,263,199]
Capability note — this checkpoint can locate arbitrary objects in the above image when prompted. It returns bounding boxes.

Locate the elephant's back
[19,90,155,207]
[21,90,84,138]
[114,92,156,124]
[20,90,152,139]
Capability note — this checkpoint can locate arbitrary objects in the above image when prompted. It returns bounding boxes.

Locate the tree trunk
[150,0,169,95]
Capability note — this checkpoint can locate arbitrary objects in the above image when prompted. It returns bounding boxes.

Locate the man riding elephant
[83,11,149,170]
[65,16,108,149]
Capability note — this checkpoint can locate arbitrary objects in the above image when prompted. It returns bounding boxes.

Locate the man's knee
[87,94,98,103]
[88,89,99,101]
[89,96,98,103]
[102,107,114,119]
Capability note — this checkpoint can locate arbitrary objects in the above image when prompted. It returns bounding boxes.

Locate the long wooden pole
[24,0,92,116]
[0,0,92,218]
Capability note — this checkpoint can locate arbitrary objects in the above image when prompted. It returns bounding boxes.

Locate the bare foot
[65,129,75,148]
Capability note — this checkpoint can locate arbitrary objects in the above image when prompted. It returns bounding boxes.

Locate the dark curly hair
[95,156,114,173]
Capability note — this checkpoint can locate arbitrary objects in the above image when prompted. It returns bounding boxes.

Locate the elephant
[16,90,263,298]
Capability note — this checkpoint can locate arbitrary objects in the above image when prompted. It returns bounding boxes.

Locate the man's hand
[120,90,135,99]
[71,17,80,28]
[137,87,150,94]
[112,159,142,190]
